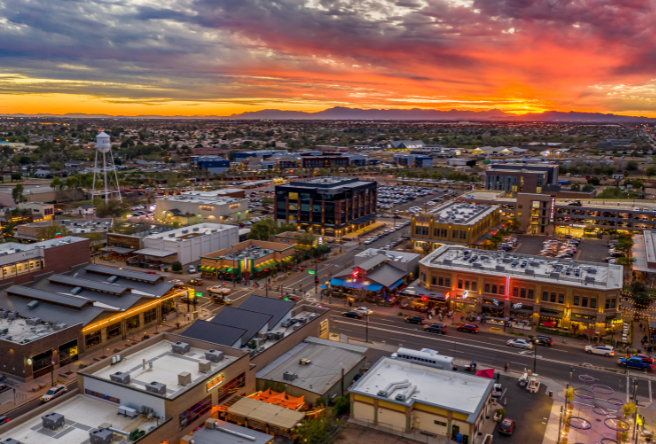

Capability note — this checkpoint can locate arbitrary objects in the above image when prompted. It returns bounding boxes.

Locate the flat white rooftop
[0,236,87,254]
[425,201,499,225]
[91,340,238,398]
[0,395,159,444]
[421,245,623,290]
[158,192,244,206]
[356,248,419,263]
[350,357,492,421]
[144,223,236,240]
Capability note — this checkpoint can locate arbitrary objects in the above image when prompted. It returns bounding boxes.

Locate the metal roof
[180,320,247,347]
[365,263,407,288]
[134,248,177,258]
[227,397,304,430]
[208,307,272,344]
[85,264,162,283]
[47,275,129,295]
[187,420,273,444]
[75,269,174,297]
[0,295,105,326]
[31,280,144,311]
[236,295,295,329]
[6,285,90,309]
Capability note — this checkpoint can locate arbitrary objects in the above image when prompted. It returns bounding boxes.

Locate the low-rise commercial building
[394,153,433,168]
[190,155,231,174]
[411,202,501,250]
[16,218,112,242]
[134,223,239,266]
[154,190,249,225]
[199,239,296,280]
[349,356,494,443]
[275,177,377,237]
[256,336,367,404]
[418,245,623,333]
[300,153,350,169]
[0,184,85,206]
[485,163,560,197]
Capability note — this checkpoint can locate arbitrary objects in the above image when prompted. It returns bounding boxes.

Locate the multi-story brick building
[417,245,623,334]
[274,177,377,236]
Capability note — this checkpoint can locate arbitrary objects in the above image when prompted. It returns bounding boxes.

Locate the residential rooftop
[256,337,367,395]
[0,394,159,444]
[421,245,623,290]
[90,339,239,399]
[425,201,499,226]
[350,356,493,423]
[355,248,419,263]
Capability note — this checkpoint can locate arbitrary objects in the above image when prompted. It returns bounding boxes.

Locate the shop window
[528,289,534,300]
[611,299,616,309]
[472,282,477,291]
[179,395,212,431]
[126,315,140,329]
[144,308,157,324]
[559,293,564,304]
[85,389,120,404]
[485,283,490,293]
[434,420,447,427]
[445,278,451,287]
[431,276,436,285]
[499,285,504,295]
[217,372,246,404]
[289,203,298,211]
[162,298,175,316]
[31,349,53,373]
[85,330,101,348]
[582,297,588,308]
[605,299,610,309]
[107,322,121,338]
[441,229,447,237]
[573,296,580,306]
[590,298,597,309]
[458,280,463,289]
[439,277,444,286]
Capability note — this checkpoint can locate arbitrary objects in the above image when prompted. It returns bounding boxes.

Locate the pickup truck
[618,357,655,370]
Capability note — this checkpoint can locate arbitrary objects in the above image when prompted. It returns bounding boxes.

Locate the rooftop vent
[283,371,297,381]
[172,341,190,355]
[550,272,560,278]
[89,428,114,444]
[1,439,23,444]
[110,372,130,384]
[145,381,166,395]
[71,287,82,295]
[27,300,39,309]
[42,413,65,431]
[525,269,535,275]
[588,268,598,274]
[26,317,41,325]
[585,276,596,282]
[178,371,192,386]
[205,350,224,363]
[107,276,118,283]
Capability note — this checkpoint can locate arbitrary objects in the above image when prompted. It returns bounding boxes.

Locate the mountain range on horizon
[3,107,656,123]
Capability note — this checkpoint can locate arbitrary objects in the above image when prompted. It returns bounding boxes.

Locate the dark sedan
[405,316,425,324]
[533,336,553,346]
[343,311,363,319]
[457,324,479,333]
[424,323,447,334]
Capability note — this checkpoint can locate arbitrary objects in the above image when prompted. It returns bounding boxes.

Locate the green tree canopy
[11,184,27,205]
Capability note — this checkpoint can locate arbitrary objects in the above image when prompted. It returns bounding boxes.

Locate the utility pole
[366,312,369,343]
[533,341,538,374]
[557,405,563,444]
[633,378,639,441]
[314,259,319,294]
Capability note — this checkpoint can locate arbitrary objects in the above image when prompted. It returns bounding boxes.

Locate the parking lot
[514,236,552,256]
[575,238,610,263]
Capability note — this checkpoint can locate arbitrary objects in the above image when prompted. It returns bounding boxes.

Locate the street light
[366,312,369,343]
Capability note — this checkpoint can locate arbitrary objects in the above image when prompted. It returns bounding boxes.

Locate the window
[590,298,597,309]
[458,280,463,289]
[605,299,610,309]
[445,278,451,287]
[438,277,444,286]
[574,296,580,306]
[85,330,101,348]
[611,299,616,309]
[543,291,548,301]
[144,308,157,324]
[107,323,121,338]
[528,289,534,300]
[85,389,120,404]
[471,282,477,291]
[491,284,497,294]
[582,297,588,308]
[485,283,490,293]
[559,293,564,304]
[217,372,246,404]
[126,315,140,329]
[513,287,518,297]
[421,272,426,283]
[520,288,526,299]
[207,374,224,392]
[431,276,436,285]
[434,420,447,427]
[465,281,470,290]
[179,395,212,431]
[499,285,505,295]
[288,192,298,200]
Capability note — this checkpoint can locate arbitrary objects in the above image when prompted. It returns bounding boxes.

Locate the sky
[1,0,656,117]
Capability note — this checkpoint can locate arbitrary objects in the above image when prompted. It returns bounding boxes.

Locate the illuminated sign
[513,303,523,309]
[493,299,499,306]
[55,233,62,239]
[308,270,316,275]
[196,292,203,297]
[462,290,469,299]
[444,292,450,300]
[351,269,363,279]
[549,197,555,223]
[206,374,224,392]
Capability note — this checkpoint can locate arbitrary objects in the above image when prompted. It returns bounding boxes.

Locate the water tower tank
[96,132,111,153]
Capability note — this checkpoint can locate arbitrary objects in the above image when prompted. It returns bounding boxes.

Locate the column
[405,406,412,433]
[373,399,379,425]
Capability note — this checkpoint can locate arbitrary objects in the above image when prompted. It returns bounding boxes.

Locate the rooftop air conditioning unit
[71,287,82,295]
[193,227,199,232]
[0,335,12,341]
[118,406,138,418]
[110,372,130,384]
[525,269,535,275]
[145,381,166,395]
[107,276,118,283]
[283,371,297,381]
[42,413,65,431]
[274,332,285,340]
[0,328,7,335]
[205,350,224,363]
[89,428,114,444]
[1,439,23,444]
[172,341,190,354]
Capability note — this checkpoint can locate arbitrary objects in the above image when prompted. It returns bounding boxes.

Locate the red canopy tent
[475,368,495,379]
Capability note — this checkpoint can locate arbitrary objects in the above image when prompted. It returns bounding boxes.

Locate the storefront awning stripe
[388,279,404,290]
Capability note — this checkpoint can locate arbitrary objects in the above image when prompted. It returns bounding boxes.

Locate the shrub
[171,261,182,272]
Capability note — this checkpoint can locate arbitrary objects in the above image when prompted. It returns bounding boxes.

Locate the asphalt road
[330,314,654,401]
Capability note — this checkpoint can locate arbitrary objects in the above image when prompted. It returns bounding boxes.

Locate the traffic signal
[315,277,319,284]
[300,266,304,272]
[288,265,292,270]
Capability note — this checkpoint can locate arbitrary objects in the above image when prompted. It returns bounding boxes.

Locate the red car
[281,294,299,301]
[498,418,516,435]
[635,354,655,364]
[457,324,479,333]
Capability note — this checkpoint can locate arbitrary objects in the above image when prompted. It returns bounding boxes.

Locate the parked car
[584,345,614,356]
[424,323,447,334]
[187,279,204,286]
[618,357,655,370]
[405,315,425,324]
[457,324,479,333]
[354,307,373,316]
[533,336,553,346]
[343,311,363,319]
[207,286,231,295]
[188,265,196,273]
[0,415,9,424]
[40,385,67,403]
[507,339,533,349]
[498,418,516,435]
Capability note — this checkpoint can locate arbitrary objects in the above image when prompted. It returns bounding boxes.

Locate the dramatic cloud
[0,0,655,115]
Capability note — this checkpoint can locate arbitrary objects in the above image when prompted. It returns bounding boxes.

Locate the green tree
[570,183,581,191]
[49,161,64,171]
[592,165,603,175]
[248,219,277,241]
[626,161,638,171]
[296,232,317,249]
[646,166,656,178]
[587,176,601,186]
[582,184,595,192]
[94,199,130,218]
[36,224,70,241]
[11,184,27,205]
[50,176,65,191]
[292,414,342,444]
[260,196,274,206]
[171,261,182,272]
[622,401,636,418]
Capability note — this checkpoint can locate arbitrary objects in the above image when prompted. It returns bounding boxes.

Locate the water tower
[91,131,122,204]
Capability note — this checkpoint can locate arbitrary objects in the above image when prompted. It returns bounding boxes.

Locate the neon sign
[462,290,469,299]
[445,292,450,300]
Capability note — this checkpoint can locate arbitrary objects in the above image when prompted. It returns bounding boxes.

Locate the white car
[584,345,614,356]
[207,286,231,295]
[354,307,373,315]
[507,339,533,349]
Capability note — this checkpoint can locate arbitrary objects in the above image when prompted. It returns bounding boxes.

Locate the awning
[101,246,134,254]
[254,259,280,272]
[400,279,448,301]
[349,213,378,225]
[134,248,177,258]
[199,265,217,273]
[330,278,383,292]
[388,278,405,290]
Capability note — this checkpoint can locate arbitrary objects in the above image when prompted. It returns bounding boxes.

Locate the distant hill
[3,107,656,122]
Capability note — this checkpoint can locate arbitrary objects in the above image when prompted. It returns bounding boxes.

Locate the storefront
[509,303,534,322]
[539,308,565,328]
[481,298,505,317]
[400,280,449,312]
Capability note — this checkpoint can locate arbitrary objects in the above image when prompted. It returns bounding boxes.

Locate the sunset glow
[1,0,655,117]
